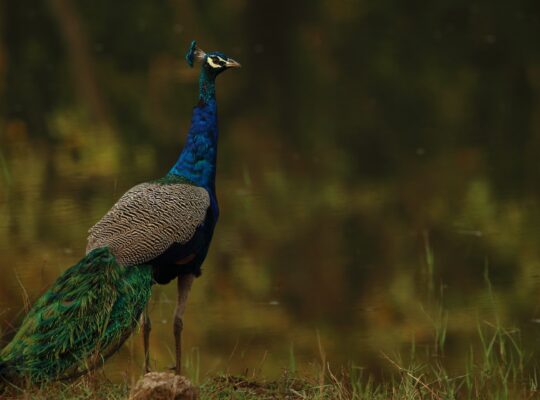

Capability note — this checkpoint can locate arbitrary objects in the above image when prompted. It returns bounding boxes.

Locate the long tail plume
[0,247,153,384]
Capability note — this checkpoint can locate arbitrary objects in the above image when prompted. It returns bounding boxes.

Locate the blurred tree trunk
[47,0,112,127]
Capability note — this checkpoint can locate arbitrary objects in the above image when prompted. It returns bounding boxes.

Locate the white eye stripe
[207,56,228,69]
[207,58,221,69]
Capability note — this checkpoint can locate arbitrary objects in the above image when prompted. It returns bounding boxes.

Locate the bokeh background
[1,0,540,382]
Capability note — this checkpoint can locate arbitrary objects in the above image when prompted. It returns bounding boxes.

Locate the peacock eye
[207,56,222,69]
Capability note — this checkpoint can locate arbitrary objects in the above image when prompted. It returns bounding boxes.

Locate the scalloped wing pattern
[87,183,210,266]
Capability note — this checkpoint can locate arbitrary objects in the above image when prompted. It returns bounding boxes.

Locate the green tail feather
[0,247,153,383]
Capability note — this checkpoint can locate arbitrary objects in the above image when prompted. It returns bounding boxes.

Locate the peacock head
[185,40,241,77]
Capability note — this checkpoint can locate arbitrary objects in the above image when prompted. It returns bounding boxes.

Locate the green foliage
[2,377,130,400]
[0,248,152,384]
[0,308,537,398]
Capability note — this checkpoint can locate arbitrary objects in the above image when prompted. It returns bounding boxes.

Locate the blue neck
[169,70,218,191]
[198,68,216,104]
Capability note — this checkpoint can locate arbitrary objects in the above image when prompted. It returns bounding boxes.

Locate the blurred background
[1,0,540,382]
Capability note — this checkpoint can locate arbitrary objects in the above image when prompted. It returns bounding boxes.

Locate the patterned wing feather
[87,182,210,266]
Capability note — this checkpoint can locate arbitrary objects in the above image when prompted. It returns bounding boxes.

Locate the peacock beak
[225,58,241,68]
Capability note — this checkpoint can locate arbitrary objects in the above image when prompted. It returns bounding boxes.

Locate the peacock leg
[174,273,195,375]
[142,304,151,373]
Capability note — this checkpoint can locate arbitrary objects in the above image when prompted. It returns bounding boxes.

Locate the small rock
[129,372,198,400]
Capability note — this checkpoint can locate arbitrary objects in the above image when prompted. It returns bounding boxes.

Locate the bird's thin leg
[141,303,151,373]
[174,273,195,375]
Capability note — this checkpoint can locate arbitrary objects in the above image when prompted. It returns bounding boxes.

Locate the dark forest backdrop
[1,0,540,380]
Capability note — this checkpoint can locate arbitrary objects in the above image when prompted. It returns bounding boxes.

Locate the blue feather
[169,98,218,192]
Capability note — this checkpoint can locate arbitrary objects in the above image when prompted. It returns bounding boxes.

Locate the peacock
[0,40,240,384]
